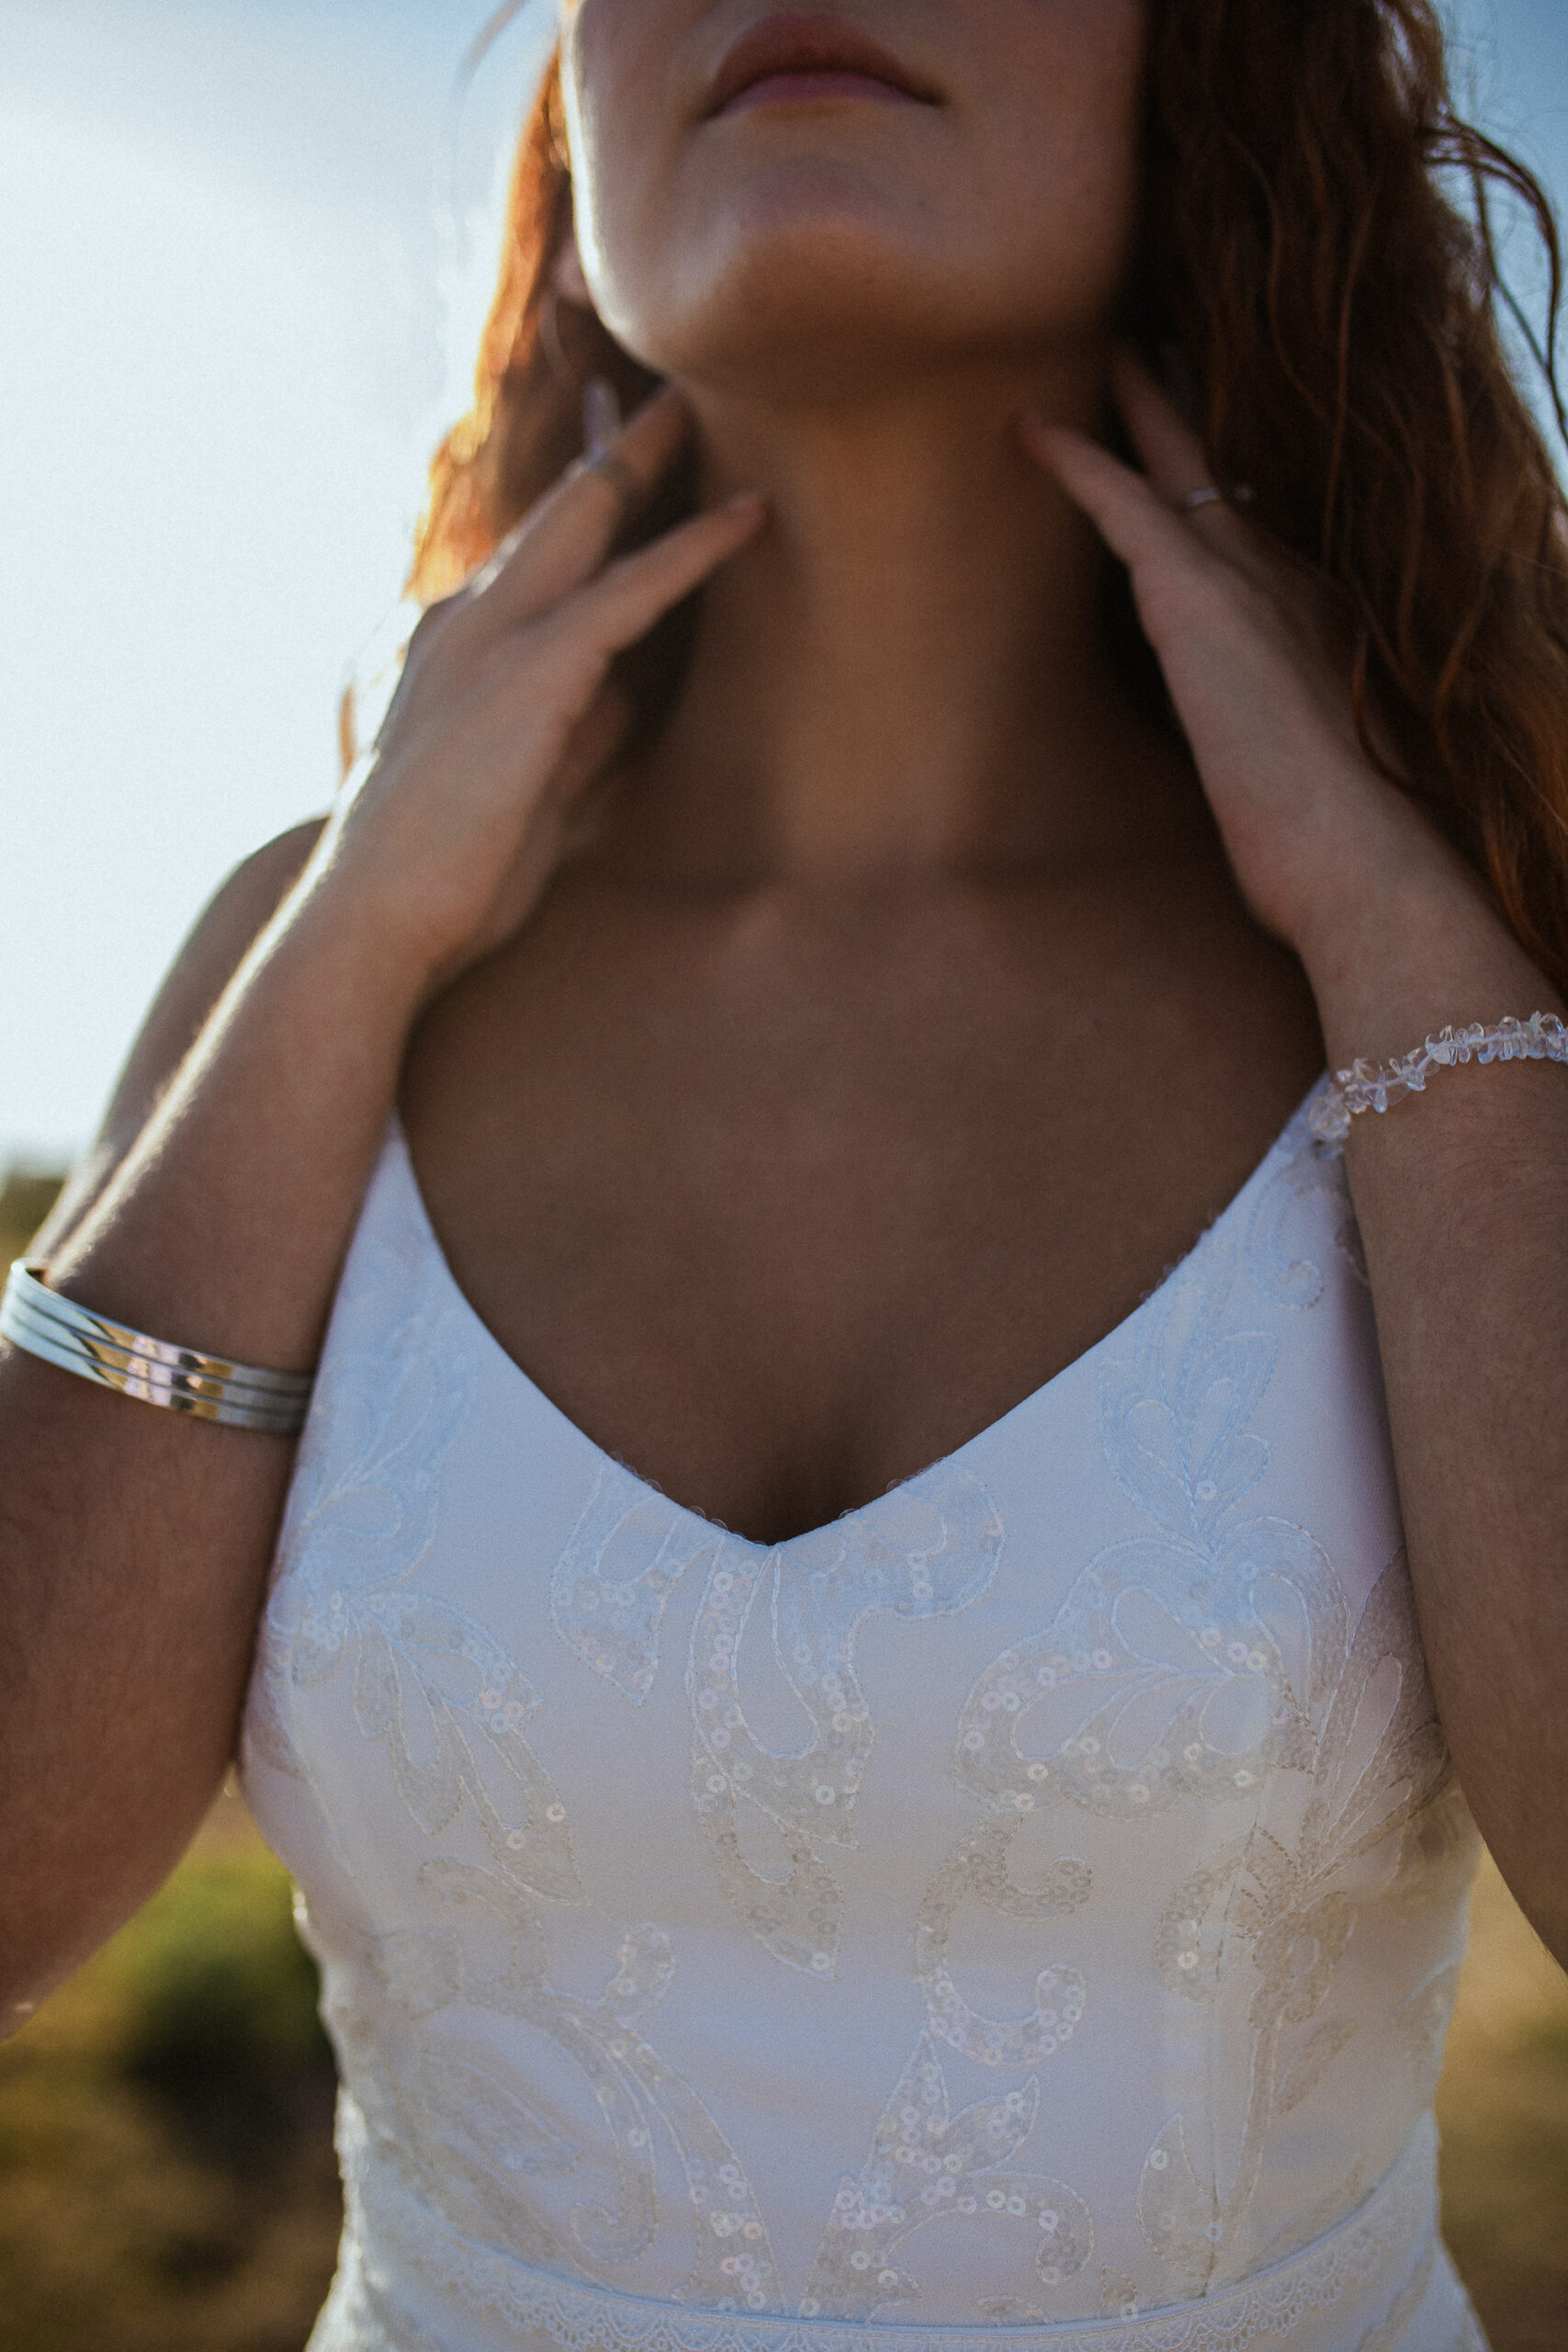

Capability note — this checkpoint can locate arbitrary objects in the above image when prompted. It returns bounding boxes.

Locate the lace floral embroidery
[349,2109,1440,2352]
[249,1202,784,2315]
[553,1461,1100,2319]
[934,1227,1460,2301]
[915,1831,1090,2067]
[798,2034,1094,2321]
[1247,1136,1368,1309]
[254,1115,1480,2350]
[1136,1555,1456,2295]
[953,1239,1348,1830]
[248,1248,581,1906]
[553,1464,1006,1977]
[1393,1965,1462,2107]
[338,1855,785,2313]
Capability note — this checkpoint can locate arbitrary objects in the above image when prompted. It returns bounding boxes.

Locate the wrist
[270,844,450,1027]
[1295,840,1559,1073]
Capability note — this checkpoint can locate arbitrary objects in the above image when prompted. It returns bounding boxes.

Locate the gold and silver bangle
[0,1261,313,1434]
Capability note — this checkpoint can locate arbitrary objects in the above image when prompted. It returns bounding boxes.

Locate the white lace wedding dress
[242,1090,1487,2350]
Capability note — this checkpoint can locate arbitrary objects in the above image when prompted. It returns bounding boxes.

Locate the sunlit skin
[0,0,1564,2038]
[561,0,1158,873]
[405,0,1319,1555]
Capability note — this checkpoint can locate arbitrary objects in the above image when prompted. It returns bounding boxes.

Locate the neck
[609,354,1194,891]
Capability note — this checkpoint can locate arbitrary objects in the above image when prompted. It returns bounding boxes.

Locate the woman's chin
[641,302,955,406]
[604,210,981,397]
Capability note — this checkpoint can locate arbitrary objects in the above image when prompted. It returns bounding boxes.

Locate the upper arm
[33,820,329,1257]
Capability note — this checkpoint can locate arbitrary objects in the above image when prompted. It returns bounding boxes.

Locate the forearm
[1301,863,1568,1960]
[0,386,757,2029]
[1031,351,1568,1956]
[48,881,423,1360]
[0,879,425,2025]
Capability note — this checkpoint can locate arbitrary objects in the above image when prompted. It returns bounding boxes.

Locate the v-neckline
[388,1080,1325,1558]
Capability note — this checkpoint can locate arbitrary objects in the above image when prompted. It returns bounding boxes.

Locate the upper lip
[705,12,942,117]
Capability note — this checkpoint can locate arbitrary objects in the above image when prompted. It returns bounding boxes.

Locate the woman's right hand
[0,389,762,2030]
[307,385,764,997]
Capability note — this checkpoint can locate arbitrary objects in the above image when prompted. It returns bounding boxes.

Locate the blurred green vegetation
[3,1167,1566,2348]
[111,1840,333,2162]
[0,1794,342,2352]
[1,1171,63,1275]
[0,1170,63,1262]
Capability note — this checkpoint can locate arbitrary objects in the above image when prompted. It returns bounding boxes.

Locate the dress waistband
[344,2111,1443,2352]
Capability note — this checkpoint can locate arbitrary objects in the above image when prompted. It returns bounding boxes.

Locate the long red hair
[410,5,1568,992]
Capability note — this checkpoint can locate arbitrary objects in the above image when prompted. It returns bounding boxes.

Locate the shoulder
[207,816,330,921]
[168,820,330,998]
[35,820,330,1252]
[120,817,330,1083]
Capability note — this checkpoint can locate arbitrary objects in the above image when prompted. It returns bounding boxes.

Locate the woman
[2,1,1565,2345]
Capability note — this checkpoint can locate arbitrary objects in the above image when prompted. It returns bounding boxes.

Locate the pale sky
[2,0,1565,1164]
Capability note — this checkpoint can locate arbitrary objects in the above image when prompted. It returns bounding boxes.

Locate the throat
[611,370,1158,889]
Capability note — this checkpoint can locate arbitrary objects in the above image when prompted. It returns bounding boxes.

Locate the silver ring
[1180,485,1224,512]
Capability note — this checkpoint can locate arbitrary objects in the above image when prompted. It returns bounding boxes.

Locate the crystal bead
[1312,1011,1567,1154]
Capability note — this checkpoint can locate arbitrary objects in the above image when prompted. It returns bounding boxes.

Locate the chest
[399,871,1323,1544]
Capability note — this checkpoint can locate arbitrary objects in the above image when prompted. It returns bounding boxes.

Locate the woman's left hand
[1029,356,1568,1972]
[1021,352,1474,969]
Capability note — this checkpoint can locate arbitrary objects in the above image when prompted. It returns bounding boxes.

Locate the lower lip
[719,70,919,116]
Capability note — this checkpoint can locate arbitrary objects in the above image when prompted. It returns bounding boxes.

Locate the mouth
[706,13,942,119]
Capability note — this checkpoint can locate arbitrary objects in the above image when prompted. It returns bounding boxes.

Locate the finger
[1107,351,1216,504]
[467,384,694,627]
[1108,351,1263,553]
[547,492,769,667]
[475,381,690,608]
[463,494,764,783]
[1021,413,1207,581]
[549,681,635,814]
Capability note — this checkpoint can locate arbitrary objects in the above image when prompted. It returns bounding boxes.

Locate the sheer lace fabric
[243,1093,1486,2351]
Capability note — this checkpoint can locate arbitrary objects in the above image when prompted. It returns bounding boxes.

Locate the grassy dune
[0,1792,342,2352]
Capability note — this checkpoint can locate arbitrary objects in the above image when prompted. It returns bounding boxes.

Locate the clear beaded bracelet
[1308,1010,1568,1147]
[0,1261,314,1433]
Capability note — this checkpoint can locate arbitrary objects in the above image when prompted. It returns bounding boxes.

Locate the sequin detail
[251,1196,783,2317]
[953,1241,1348,1829]
[1135,1554,1461,2295]
[554,1464,1006,1977]
[330,1860,784,2312]
[333,2109,1447,2352]
[798,2035,1094,2320]
[247,1243,581,1907]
